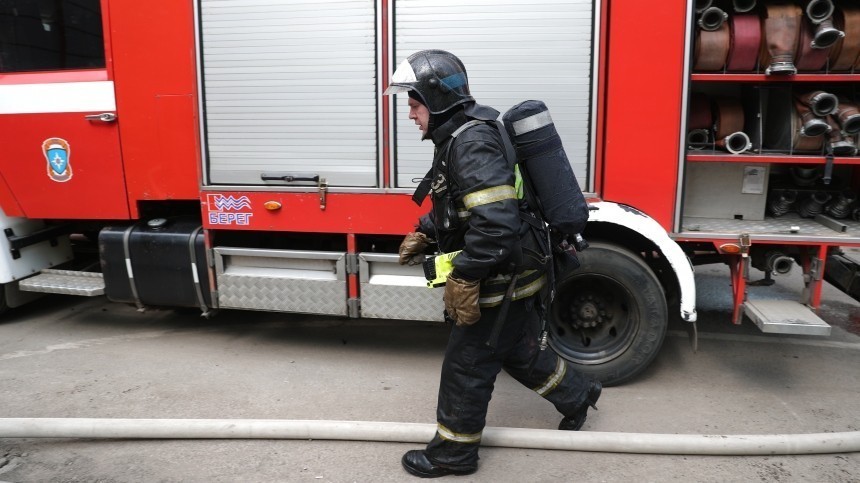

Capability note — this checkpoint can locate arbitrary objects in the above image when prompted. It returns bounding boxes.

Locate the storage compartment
[765,164,858,218]
[762,86,859,156]
[683,85,859,229]
[214,247,347,315]
[686,85,759,154]
[684,163,770,220]
[691,1,860,75]
[100,217,211,308]
[358,253,443,322]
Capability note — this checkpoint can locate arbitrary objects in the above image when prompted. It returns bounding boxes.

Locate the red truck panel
[0,111,130,219]
[109,0,201,217]
[600,0,688,230]
[0,172,24,218]
[202,192,425,235]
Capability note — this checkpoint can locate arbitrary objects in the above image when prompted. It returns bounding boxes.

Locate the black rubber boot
[558,380,602,431]
[401,450,477,478]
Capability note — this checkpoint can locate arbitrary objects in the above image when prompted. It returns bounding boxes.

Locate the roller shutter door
[200,0,378,187]
[393,0,595,189]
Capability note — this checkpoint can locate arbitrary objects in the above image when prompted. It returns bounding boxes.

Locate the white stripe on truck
[0,81,116,114]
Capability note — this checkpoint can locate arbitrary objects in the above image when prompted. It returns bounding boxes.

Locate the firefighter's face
[408,97,430,136]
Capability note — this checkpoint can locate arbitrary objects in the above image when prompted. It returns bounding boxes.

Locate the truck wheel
[549,242,668,386]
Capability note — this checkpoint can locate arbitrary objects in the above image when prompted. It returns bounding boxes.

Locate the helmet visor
[382,84,412,96]
[382,59,418,96]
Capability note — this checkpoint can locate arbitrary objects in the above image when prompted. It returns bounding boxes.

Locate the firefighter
[384,50,602,478]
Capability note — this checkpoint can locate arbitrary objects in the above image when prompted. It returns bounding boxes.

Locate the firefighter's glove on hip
[443,275,481,326]
[399,232,433,266]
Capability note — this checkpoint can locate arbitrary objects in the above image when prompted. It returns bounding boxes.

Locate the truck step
[18,269,105,297]
[743,300,831,336]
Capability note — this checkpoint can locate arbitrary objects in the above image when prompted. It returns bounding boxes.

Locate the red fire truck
[1,0,859,385]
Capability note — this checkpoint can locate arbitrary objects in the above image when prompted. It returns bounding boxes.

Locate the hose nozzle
[797,91,839,117]
[811,17,844,49]
[717,132,753,154]
[698,6,729,31]
[696,0,714,14]
[752,250,795,275]
[733,0,756,13]
[805,0,835,24]
[687,129,711,150]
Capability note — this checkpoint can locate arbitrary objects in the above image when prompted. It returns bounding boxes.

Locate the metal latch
[84,113,117,122]
[319,178,328,210]
[739,233,751,280]
[802,256,824,305]
[345,254,360,274]
[809,257,823,282]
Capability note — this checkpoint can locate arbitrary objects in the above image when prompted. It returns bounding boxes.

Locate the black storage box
[100,217,212,308]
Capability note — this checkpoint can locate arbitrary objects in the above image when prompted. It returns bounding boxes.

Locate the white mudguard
[588,201,697,322]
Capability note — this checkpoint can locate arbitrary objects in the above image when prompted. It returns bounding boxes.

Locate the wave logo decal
[42,138,72,182]
[207,194,253,225]
[210,194,252,211]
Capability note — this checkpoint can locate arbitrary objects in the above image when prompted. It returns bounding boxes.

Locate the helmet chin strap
[422,118,436,140]
[426,106,463,140]
[408,90,465,141]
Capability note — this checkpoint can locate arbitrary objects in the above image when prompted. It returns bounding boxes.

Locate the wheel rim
[549,273,639,365]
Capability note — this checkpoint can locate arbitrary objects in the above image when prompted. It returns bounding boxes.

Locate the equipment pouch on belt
[518,210,553,273]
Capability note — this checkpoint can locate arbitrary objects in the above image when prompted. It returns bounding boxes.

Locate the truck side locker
[679,0,860,336]
[214,248,349,316]
[358,254,443,322]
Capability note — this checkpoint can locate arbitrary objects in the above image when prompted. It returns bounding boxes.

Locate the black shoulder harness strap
[411,120,486,206]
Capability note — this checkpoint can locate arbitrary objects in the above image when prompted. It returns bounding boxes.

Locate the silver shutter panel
[393,0,595,189]
[200,0,377,187]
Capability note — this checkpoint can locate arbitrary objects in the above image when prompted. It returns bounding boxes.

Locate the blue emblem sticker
[42,138,72,182]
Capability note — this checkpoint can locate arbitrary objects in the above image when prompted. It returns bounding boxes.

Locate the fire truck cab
[1,0,859,385]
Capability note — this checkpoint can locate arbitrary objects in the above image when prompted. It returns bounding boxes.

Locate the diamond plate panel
[680,214,860,243]
[360,284,444,322]
[218,274,347,316]
[18,270,104,296]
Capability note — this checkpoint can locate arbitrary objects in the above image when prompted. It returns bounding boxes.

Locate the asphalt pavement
[0,263,859,482]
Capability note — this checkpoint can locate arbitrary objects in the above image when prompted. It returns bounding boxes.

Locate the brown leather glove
[443,275,481,326]
[398,232,432,266]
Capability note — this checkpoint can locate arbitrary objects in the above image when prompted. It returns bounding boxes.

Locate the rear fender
[587,201,697,322]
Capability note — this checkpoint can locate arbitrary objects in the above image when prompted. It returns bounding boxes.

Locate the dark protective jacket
[416,103,546,307]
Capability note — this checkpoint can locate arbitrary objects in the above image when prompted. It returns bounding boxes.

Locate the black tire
[0,283,8,317]
[549,242,668,386]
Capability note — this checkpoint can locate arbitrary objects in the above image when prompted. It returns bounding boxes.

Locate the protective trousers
[425,296,595,469]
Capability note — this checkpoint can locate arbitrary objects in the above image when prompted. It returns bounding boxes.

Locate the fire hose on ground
[0,419,858,456]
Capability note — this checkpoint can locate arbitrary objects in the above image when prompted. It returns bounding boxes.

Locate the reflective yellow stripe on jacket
[462,185,517,210]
